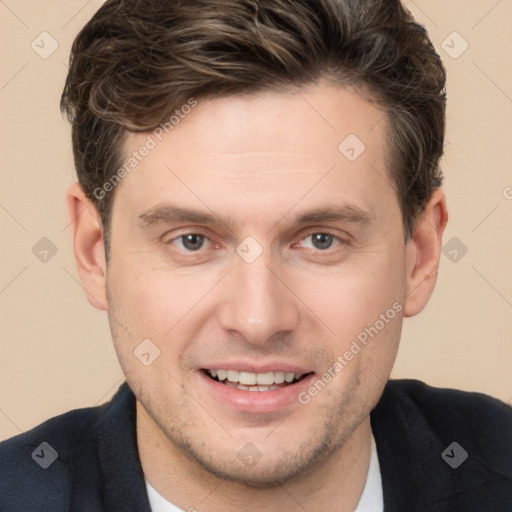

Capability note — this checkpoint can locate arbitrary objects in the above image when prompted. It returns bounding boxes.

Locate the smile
[203,369,311,392]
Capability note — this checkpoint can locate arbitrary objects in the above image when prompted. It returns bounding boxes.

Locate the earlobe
[404,188,448,317]
[66,183,108,311]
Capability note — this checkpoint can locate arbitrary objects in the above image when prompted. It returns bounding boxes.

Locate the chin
[176,432,335,489]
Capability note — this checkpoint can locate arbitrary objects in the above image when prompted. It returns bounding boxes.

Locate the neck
[137,401,372,512]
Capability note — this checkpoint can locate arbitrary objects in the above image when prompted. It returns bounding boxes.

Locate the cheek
[106,258,220,366]
[106,265,196,394]
[298,262,404,412]
[108,256,200,325]
[297,251,405,340]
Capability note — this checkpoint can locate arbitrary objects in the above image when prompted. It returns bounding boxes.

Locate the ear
[404,188,448,317]
[66,183,108,311]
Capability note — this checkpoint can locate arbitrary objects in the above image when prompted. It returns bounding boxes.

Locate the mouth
[201,368,313,392]
[197,363,316,413]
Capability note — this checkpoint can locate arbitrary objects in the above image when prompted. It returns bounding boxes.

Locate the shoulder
[380,378,512,433]
[372,379,512,510]
[0,383,132,512]
[377,379,512,457]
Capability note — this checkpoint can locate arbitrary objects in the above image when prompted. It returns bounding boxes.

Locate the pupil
[313,233,332,250]
[183,234,204,251]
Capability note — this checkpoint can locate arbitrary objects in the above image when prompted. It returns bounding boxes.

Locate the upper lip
[199,361,312,374]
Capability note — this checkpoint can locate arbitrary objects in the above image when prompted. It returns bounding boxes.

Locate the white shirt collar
[354,430,384,511]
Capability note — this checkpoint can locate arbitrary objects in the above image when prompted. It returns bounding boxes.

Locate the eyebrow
[294,205,372,225]
[137,205,221,227]
[136,203,372,229]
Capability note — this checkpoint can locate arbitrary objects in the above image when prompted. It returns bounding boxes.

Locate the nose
[217,252,301,346]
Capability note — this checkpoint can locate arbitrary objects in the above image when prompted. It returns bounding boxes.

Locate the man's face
[106,83,407,485]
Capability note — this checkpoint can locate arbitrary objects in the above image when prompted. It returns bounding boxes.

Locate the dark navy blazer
[1,379,511,511]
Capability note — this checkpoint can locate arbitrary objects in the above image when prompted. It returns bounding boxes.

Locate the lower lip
[197,371,315,413]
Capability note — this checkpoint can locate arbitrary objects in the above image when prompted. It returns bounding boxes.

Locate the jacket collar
[96,382,152,512]
[370,380,512,511]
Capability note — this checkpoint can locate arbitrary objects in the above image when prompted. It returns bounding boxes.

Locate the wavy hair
[61,0,446,253]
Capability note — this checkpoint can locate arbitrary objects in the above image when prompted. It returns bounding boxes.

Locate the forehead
[115,83,395,227]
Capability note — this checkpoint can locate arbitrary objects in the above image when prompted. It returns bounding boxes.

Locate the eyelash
[167,230,347,255]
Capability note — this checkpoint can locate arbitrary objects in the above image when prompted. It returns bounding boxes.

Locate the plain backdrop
[1,0,511,441]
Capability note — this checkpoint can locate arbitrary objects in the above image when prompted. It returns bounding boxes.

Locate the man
[1,0,511,510]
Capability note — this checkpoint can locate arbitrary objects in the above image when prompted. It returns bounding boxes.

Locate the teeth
[226,370,239,383]
[223,381,288,392]
[273,371,285,384]
[239,371,256,385]
[256,372,274,385]
[207,369,304,386]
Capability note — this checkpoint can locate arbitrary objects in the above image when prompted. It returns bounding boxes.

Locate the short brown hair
[61,0,446,254]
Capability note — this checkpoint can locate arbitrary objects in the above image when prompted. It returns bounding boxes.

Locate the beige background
[1,0,511,441]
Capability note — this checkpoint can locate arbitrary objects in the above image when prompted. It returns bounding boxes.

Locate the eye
[171,233,211,252]
[298,232,342,251]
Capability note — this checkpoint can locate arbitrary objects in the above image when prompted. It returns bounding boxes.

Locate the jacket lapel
[96,382,152,512]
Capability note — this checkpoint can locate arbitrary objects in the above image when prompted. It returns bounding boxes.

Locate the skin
[67,82,447,511]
